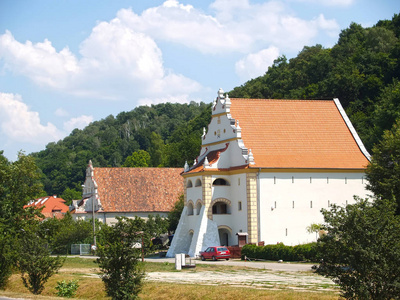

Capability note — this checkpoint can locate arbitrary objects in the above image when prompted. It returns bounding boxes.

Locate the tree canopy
[315,197,400,299]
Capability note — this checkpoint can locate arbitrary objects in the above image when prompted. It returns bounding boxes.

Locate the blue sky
[0,0,399,161]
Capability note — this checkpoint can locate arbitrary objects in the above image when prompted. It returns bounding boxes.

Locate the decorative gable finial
[202,127,206,137]
[218,88,225,99]
[236,120,240,128]
[184,161,189,172]
[193,158,197,166]
[248,149,255,165]
[204,156,209,167]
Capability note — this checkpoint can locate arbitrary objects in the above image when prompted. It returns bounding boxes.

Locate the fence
[71,244,91,255]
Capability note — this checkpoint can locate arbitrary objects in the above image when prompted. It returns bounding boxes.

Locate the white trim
[333,98,371,161]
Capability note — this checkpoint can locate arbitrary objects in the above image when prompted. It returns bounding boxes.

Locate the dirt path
[144,257,336,291]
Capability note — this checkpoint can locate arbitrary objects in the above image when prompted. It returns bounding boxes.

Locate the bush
[97,217,145,300]
[241,242,317,262]
[55,280,79,298]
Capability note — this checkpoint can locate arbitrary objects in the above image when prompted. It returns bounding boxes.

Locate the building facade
[167,89,370,258]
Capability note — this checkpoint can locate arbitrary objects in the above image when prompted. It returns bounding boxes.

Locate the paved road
[144,256,315,272]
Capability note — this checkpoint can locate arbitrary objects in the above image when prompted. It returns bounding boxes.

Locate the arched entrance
[218,226,232,246]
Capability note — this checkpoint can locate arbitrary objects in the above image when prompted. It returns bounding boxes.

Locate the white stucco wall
[258,171,368,245]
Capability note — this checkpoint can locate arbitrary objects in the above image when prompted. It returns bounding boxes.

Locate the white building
[167,89,370,258]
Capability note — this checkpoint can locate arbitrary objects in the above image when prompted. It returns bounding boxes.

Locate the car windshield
[217,247,228,251]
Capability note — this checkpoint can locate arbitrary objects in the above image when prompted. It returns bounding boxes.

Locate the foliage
[60,187,82,205]
[32,102,210,197]
[167,194,184,233]
[17,225,65,295]
[55,280,79,298]
[0,151,44,289]
[314,197,400,299]
[39,213,97,254]
[366,119,400,213]
[0,223,14,290]
[97,217,145,300]
[123,150,151,167]
[0,151,43,224]
[241,242,317,262]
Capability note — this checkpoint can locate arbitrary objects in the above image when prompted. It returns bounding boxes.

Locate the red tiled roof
[24,196,69,214]
[94,168,183,213]
[229,99,369,169]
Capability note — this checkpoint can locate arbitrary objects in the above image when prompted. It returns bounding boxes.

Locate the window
[238,201,242,211]
[187,202,194,215]
[212,201,230,214]
[186,180,193,188]
[196,201,202,215]
[292,201,295,209]
[195,179,202,187]
[310,201,313,208]
[213,178,230,186]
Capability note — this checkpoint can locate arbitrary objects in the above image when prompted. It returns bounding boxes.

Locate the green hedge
[241,242,317,262]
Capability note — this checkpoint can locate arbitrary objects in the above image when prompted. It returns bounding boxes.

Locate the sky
[0,0,399,161]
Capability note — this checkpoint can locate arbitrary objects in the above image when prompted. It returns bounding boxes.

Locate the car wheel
[201,255,205,261]
[226,258,229,260]
[212,256,217,261]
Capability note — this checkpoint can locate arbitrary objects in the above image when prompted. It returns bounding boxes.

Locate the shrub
[55,280,79,298]
[241,242,317,262]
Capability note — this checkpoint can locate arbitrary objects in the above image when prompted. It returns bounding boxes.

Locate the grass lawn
[0,256,341,300]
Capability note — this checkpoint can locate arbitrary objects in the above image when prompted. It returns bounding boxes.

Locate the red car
[199,246,230,261]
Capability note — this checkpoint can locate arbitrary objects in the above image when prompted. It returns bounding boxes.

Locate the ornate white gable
[189,89,254,172]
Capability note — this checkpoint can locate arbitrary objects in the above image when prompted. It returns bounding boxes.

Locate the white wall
[258,172,369,245]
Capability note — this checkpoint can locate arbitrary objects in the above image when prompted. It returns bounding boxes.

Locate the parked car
[199,246,230,261]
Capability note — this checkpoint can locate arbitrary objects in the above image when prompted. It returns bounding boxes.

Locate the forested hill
[32,102,212,202]
[230,14,400,153]
[34,14,400,202]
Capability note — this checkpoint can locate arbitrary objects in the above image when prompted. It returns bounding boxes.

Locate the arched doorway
[218,226,232,246]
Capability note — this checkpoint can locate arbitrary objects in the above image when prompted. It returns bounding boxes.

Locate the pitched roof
[94,168,183,213]
[24,196,69,218]
[229,98,369,169]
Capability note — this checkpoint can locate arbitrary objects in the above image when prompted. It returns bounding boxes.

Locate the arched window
[187,202,194,215]
[186,180,193,188]
[195,179,202,187]
[213,178,230,186]
[196,201,202,215]
[212,201,231,214]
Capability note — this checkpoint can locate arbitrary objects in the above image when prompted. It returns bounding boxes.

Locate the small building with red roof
[167,88,371,258]
[24,195,69,219]
[71,161,183,225]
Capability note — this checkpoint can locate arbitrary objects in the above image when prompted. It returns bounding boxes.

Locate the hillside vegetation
[33,14,400,202]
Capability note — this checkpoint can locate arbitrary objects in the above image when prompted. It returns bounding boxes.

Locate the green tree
[0,151,43,222]
[0,151,44,289]
[97,217,145,300]
[0,223,13,289]
[315,197,400,299]
[167,195,184,233]
[60,187,82,205]
[18,225,64,295]
[123,150,151,167]
[365,119,400,213]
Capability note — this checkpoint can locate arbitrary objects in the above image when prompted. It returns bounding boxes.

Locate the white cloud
[0,20,201,101]
[63,115,93,132]
[55,108,69,117]
[0,92,63,144]
[0,0,339,101]
[235,47,280,82]
[291,0,355,7]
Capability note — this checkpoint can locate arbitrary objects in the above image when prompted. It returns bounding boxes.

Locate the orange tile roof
[24,196,69,215]
[229,99,369,169]
[94,168,183,213]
